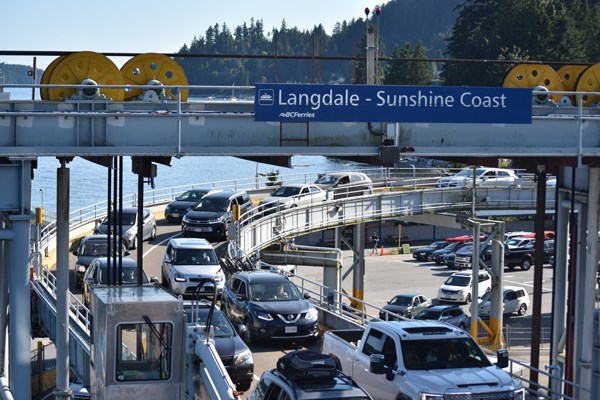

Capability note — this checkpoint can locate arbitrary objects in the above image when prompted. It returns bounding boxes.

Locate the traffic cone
[380,245,385,256]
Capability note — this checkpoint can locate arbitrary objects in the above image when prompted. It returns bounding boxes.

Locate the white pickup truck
[321,320,525,400]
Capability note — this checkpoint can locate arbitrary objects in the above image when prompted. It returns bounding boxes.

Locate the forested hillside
[175,0,461,86]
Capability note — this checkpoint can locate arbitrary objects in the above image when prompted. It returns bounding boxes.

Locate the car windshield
[80,240,126,256]
[401,338,491,370]
[102,212,136,226]
[443,242,458,251]
[194,197,228,212]
[173,248,217,265]
[314,175,339,185]
[271,186,301,197]
[457,245,473,254]
[98,267,145,285]
[177,190,207,201]
[414,309,442,320]
[479,290,492,302]
[185,310,235,338]
[389,295,413,306]
[444,275,470,286]
[80,242,108,256]
[249,282,302,301]
[454,169,473,177]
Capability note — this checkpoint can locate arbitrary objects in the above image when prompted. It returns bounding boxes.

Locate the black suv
[182,190,253,240]
[221,271,319,345]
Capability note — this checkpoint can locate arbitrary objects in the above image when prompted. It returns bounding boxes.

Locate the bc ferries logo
[257,89,274,106]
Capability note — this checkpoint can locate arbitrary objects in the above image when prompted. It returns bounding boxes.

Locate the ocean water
[5,88,365,213]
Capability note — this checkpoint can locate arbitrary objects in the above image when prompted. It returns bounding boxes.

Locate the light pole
[39,188,44,209]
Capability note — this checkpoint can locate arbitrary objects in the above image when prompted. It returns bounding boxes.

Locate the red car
[446,234,486,243]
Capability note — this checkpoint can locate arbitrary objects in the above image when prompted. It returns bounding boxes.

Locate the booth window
[116,320,172,382]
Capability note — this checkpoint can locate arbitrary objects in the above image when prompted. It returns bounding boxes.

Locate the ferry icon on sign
[258,89,274,106]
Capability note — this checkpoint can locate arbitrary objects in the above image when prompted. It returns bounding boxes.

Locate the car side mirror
[150,276,159,283]
[495,349,509,369]
[124,249,131,256]
[72,250,79,256]
[369,354,386,375]
[237,324,247,335]
[303,292,311,300]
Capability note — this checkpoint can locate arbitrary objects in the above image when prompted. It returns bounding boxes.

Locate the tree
[384,42,431,85]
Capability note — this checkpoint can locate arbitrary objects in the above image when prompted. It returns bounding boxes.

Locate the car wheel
[150,226,157,240]
[243,319,254,345]
[236,382,251,392]
[130,235,138,250]
[465,293,472,303]
[518,303,527,316]
[521,259,532,271]
[427,254,434,262]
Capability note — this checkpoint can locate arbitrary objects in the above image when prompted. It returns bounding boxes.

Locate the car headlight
[174,272,187,283]
[208,215,225,223]
[165,205,171,212]
[214,274,224,283]
[76,265,86,273]
[182,215,192,224]
[306,307,318,320]
[256,311,273,321]
[123,228,135,239]
[419,393,443,400]
[234,348,253,366]
[513,388,526,400]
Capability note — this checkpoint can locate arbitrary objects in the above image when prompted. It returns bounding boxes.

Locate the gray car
[94,207,157,249]
[414,304,470,330]
[379,293,432,320]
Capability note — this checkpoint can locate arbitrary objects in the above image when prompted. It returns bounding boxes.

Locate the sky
[0,0,375,70]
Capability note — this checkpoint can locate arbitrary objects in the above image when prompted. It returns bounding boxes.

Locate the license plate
[191,227,210,232]
[171,213,179,218]
[285,326,297,334]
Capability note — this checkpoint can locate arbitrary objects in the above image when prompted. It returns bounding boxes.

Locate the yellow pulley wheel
[574,63,600,106]
[556,65,587,92]
[120,53,188,101]
[502,64,564,103]
[47,51,124,101]
[40,55,68,100]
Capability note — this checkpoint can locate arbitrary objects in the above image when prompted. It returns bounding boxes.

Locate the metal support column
[551,173,569,395]
[352,222,365,305]
[53,160,71,400]
[530,164,547,389]
[0,224,8,377]
[469,223,481,339]
[575,167,599,399]
[8,214,33,400]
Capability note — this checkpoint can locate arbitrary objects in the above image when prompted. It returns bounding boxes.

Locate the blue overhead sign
[254,84,532,124]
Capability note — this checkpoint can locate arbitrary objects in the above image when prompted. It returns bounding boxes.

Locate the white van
[437,270,491,303]
[478,286,530,317]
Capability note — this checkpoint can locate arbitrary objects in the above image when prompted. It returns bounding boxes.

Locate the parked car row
[414,230,555,272]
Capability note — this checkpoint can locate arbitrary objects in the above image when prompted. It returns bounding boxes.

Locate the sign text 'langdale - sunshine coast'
[254,84,532,124]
